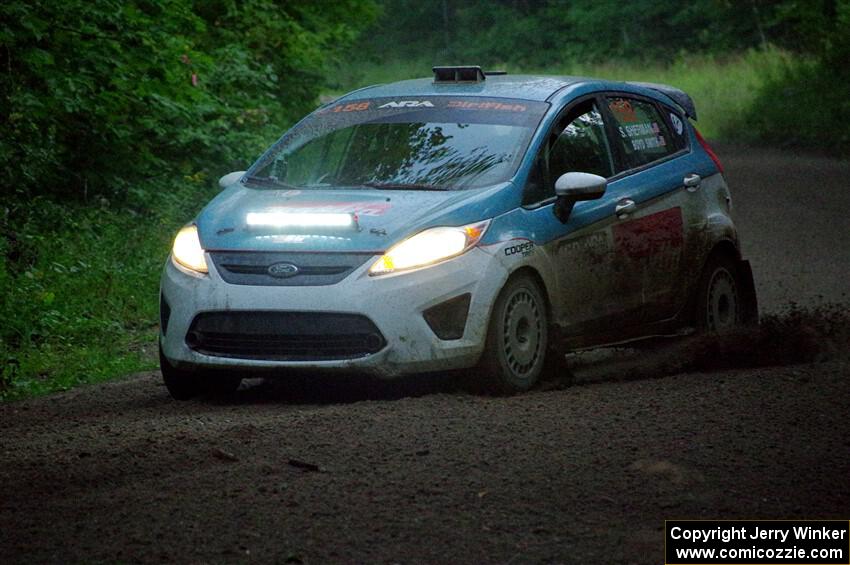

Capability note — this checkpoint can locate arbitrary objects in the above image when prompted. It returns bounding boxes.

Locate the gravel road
[1,145,848,564]
[719,143,850,311]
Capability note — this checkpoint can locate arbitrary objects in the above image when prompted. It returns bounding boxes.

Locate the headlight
[369,220,490,276]
[172,225,208,273]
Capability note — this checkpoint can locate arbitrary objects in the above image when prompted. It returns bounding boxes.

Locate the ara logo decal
[378,100,435,109]
[504,241,535,257]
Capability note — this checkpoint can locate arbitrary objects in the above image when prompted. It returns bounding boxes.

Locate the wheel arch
[706,238,741,262]
[690,238,758,326]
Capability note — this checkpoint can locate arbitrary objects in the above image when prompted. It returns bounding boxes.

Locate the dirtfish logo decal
[378,100,435,109]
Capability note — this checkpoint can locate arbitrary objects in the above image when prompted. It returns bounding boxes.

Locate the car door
[601,94,694,323]
[522,97,646,340]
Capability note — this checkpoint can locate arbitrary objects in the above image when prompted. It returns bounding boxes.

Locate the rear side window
[606,97,676,169]
[662,105,688,151]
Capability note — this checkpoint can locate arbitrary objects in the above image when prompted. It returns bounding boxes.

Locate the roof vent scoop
[433,66,491,83]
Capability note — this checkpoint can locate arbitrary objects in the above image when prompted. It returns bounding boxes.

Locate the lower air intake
[160,294,171,336]
[186,311,386,361]
[423,293,471,340]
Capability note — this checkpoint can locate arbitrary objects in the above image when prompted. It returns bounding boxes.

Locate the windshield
[247,96,548,191]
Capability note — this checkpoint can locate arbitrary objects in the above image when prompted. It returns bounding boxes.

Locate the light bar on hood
[246,212,356,229]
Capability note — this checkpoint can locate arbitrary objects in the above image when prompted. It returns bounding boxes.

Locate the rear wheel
[476,274,549,394]
[695,254,745,333]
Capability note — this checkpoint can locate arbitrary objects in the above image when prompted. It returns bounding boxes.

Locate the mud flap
[737,259,759,325]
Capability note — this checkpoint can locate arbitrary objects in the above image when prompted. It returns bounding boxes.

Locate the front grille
[221,264,349,276]
[186,311,386,361]
[209,252,373,286]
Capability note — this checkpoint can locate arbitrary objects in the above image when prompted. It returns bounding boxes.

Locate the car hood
[196,183,514,253]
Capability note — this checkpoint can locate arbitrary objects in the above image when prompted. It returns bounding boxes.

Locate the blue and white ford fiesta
[159,66,757,399]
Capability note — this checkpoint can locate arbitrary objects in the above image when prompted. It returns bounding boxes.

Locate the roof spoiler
[627,81,698,120]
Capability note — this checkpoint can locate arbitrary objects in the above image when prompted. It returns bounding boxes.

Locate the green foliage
[743,0,850,153]
[348,0,849,154]
[354,0,798,67]
[0,0,378,199]
[0,179,208,399]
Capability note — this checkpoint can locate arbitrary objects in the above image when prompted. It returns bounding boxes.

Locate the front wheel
[476,274,550,394]
[159,344,205,400]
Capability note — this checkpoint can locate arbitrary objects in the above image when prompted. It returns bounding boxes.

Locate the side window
[606,97,676,168]
[523,101,614,205]
[549,104,615,180]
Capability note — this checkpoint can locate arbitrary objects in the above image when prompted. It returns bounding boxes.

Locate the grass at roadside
[0,179,219,400]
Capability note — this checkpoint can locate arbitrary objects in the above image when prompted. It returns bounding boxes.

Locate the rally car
[159,65,757,399]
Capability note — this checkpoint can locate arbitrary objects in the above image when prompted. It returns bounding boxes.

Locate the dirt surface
[1,145,849,563]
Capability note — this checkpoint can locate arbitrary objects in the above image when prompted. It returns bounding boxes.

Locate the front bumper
[159,247,505,378]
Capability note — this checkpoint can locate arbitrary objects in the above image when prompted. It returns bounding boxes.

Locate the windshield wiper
[243,175,299,190]
[360,181,446,191]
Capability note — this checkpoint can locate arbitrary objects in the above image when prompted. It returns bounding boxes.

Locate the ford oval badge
[267,262,299,278]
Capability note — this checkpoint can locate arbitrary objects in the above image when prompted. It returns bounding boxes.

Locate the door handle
[615,199,636,218]
[684,173,701,192]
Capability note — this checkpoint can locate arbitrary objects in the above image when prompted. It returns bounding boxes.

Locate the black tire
[207,374,242,396]
[541,347,574,385]
[159,344,205,401]
[476,274,549,394]
[694,253,746,333]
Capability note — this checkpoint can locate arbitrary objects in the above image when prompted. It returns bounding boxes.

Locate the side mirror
[553,172,607,223]
[218,171,246,189]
